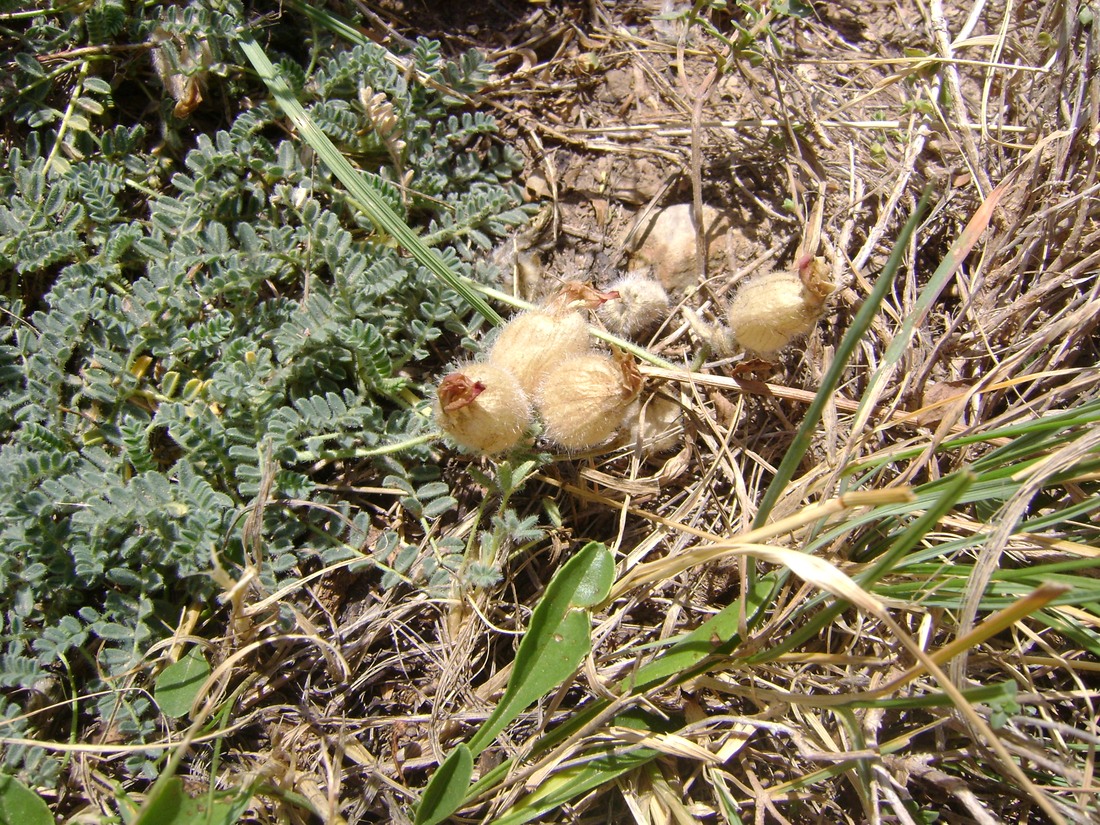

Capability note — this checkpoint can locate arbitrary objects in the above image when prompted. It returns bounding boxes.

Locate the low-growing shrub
[0,0,530,783]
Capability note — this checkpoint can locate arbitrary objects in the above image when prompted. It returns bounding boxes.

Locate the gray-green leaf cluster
[0,0,530,785]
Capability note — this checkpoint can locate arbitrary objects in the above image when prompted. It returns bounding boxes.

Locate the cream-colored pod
[629,394,684,455]
[487,309,590,396]
[435,363,531,455]
[597,274,670,338]
[726,263,833,357]
[487,280,616,394]
[629,203,738,292]
[538,350,643,451]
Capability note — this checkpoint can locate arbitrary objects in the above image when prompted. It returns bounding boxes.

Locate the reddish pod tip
[438,373,486,412]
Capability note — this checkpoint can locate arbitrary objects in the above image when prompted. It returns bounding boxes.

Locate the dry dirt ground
[399,0,1092,421]
[146,2,1099,823]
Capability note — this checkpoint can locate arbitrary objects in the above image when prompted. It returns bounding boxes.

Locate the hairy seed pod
[538,350,643,451]
[488,309,591,395]
[629,203,738,291]
[435,363,531,455]
[151,28,213,119]
[726,265,833,357]
[597,274,670,338]
[628,395,684,455]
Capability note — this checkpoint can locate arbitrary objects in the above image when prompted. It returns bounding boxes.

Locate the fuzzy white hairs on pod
[597,274,670,338]
[486,281,615,395]
[537,349,643,451]
[726,258,835,357]
[487,309,590,396]
[435,362,532,455]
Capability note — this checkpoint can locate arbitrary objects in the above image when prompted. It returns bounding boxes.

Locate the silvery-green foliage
[0,0,531,783]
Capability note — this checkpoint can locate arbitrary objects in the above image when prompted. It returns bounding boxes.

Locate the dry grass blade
[877,610,1070,825]
[611,489,913,599]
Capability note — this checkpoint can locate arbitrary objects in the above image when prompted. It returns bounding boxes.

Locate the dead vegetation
[77,1,1100,822]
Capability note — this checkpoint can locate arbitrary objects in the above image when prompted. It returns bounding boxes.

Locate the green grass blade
[842,680,1016,710]
[284,0,365,46]
[746,472,973,664]
[491,748,660,825]
[237,37,503,325]
[753,186,934,528]
[845,396,1100,476]
[622,575,772,692]
[876,181,1005,369]
[857,470,975,586]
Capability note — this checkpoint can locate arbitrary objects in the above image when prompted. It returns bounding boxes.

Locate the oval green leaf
[413,745,473,825]
[154,647,211,719]
[0,775,52,825]
[465,541,613,756]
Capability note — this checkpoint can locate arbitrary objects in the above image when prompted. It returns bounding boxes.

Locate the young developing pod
[435,363,531,455]
[628,394,684,456]
[538,350,643,451]
[488,281,613,395]
[726,263,834,357]
[597,274,670,338]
